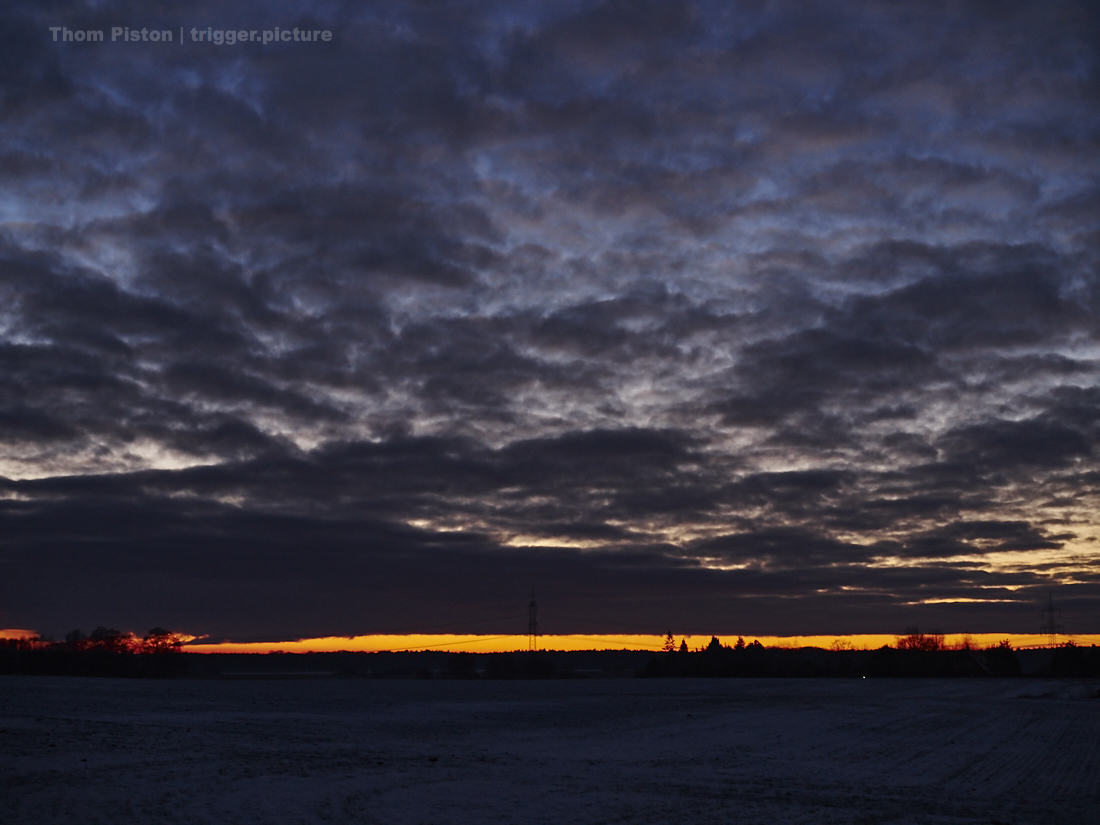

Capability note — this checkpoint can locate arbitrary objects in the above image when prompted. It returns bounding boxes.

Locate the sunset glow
[182,633,1100,655]
[0,629,39,640]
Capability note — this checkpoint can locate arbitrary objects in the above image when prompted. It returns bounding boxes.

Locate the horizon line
[7,630,1098,654]
[160,632,1100,654]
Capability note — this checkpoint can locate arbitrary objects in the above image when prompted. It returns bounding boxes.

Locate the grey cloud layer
[1,0,1097,638]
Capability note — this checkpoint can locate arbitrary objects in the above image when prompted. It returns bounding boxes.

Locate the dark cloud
[691,527,875,567]
[941,419,1092,472]
[1,0,1097,637]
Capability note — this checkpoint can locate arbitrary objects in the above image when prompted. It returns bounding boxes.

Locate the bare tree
[140,628,184,654]
[88,627,137,653]
[895,627,945,651]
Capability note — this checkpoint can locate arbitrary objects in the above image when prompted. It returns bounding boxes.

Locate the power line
[372,635,516,653]
[565,635,668,650]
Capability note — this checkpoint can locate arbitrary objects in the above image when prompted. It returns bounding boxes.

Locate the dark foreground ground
[2,676,1097,824]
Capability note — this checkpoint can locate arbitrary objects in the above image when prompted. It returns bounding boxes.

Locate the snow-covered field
[2,676,1097,824]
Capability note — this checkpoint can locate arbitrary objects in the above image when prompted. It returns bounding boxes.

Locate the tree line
[0,627,187,677]
[61,626,185,654]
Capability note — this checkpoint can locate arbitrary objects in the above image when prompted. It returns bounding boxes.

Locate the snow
[2,676,1097,824]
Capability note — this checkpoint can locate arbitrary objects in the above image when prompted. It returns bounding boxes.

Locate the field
[2,676,1097,824]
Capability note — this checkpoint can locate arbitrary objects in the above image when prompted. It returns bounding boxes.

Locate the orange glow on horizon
[181,632,1100,654]
[0,628,39,640]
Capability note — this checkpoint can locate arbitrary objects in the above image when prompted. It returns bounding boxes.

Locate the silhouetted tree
[734,636,745,650]
[895,627,945,651]
[983,639,1021,676]
[88,627,137,653]
[140,628,183,654]
[679,639,688,653]
[662,633,676,652]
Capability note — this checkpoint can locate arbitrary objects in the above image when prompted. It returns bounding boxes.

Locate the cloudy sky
[2,0,1098,642]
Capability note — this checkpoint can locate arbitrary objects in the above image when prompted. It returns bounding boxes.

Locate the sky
[1,0,1098,644]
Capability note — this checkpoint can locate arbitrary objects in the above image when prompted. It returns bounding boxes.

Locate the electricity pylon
[1039,592,1064,647]
[528,587,539,651]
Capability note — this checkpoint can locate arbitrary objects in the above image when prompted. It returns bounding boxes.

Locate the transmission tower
[1039,591,1064,647]
[528,586,539,651]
